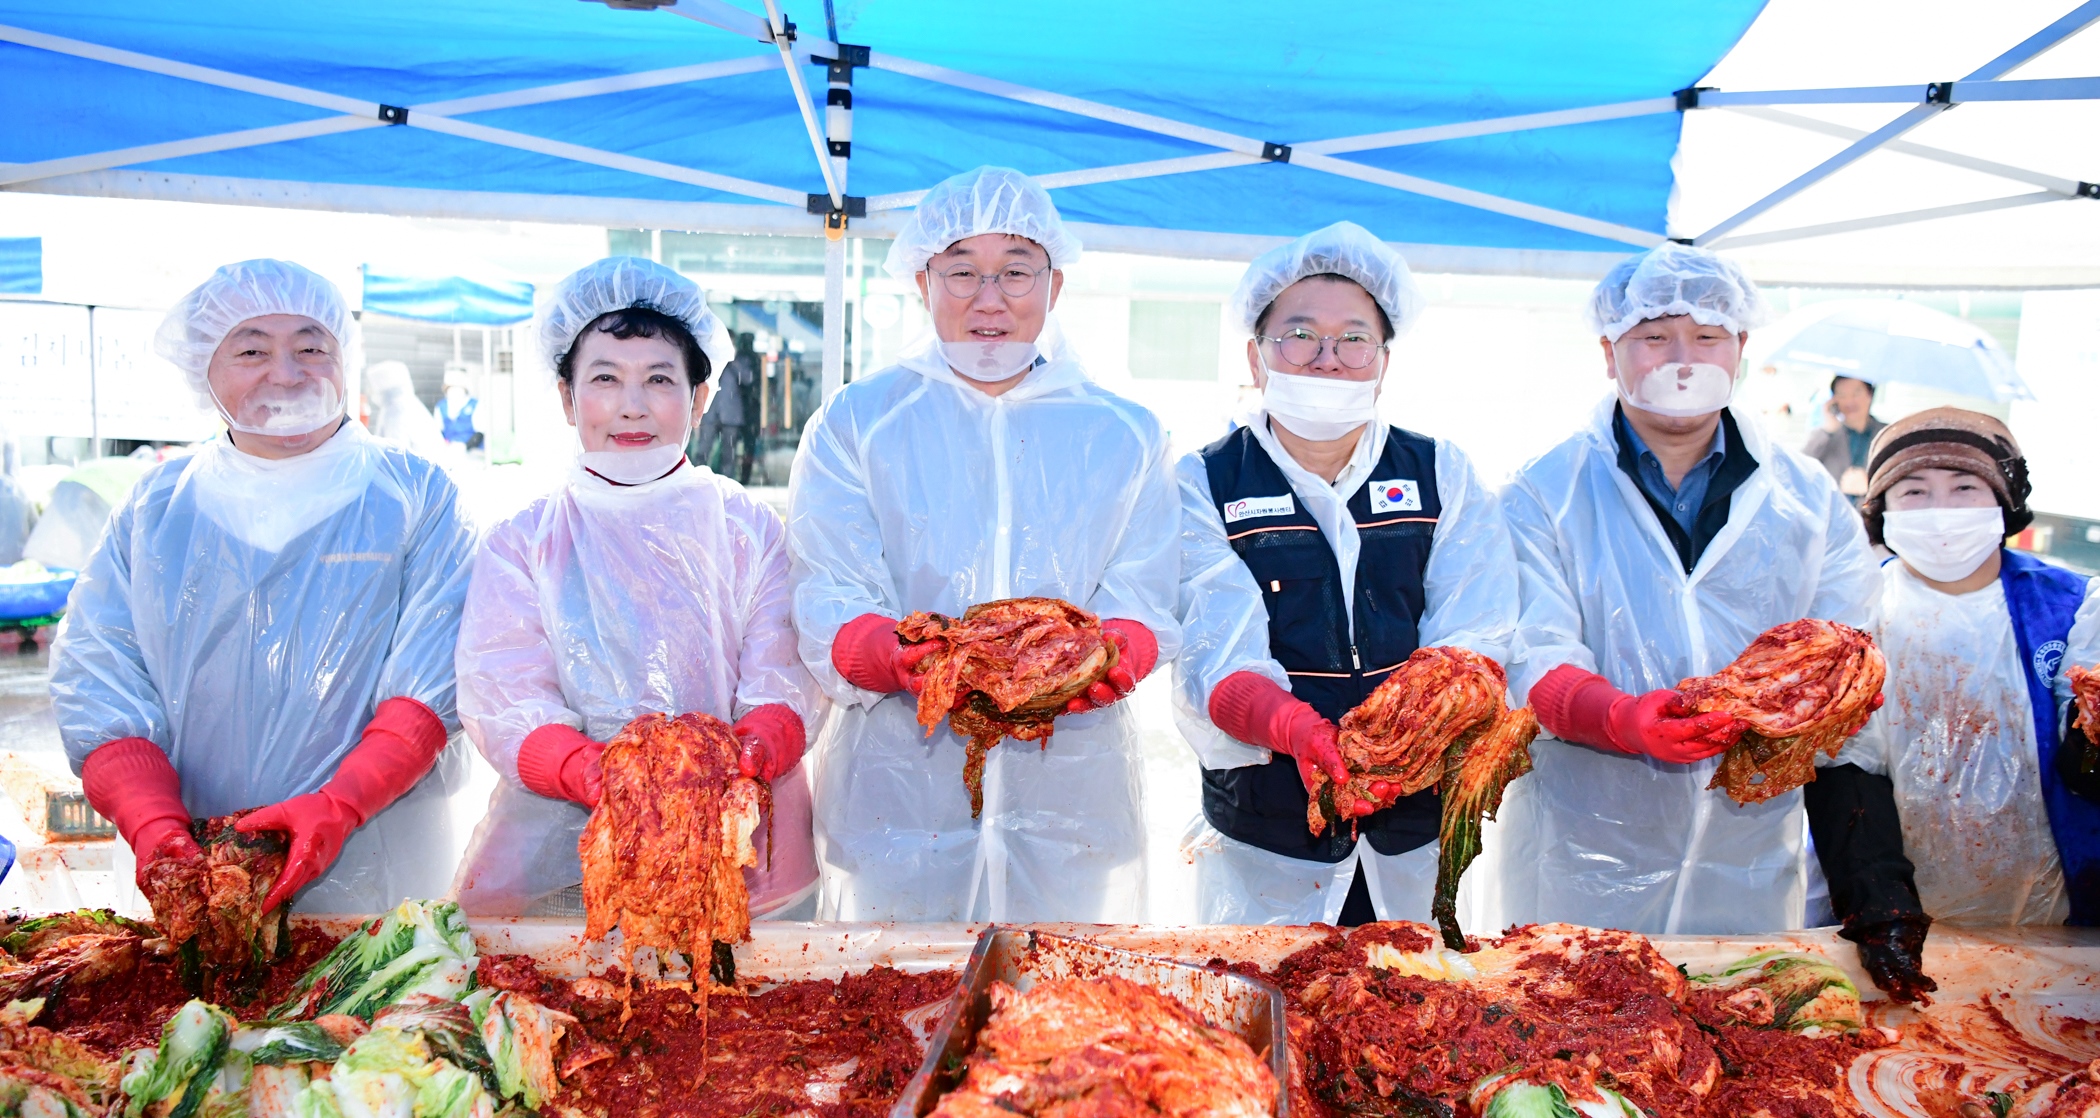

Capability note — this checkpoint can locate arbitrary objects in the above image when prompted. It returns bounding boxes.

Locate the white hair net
[537,256,731,379]
[882,166,1082,280]
[153,259,355,408]
[1226,220,1425,340]
[1585,243,1771,343]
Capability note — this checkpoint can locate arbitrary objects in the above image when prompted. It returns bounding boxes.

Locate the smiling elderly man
[50,258,475,915]
[787,166,1181,924]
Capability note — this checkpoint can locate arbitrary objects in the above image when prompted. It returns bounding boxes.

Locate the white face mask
[1261,361,1380,442]
[1616,361,1738,418]
[1883,506,2005,583]
[939,339,1040,382]
[579,442,687,486]
[212,377,345,437]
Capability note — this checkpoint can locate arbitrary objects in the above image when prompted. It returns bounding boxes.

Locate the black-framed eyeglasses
[928,264,1049,300]
[1256,328,1387,370]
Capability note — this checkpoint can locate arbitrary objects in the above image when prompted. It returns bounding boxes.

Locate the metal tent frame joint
[1926,81,1957,105]
[1260,141,1291,163]
[814,43,870,71]
[1674,86,1715,111]
[806,193,865,217]
[2079,181,2100,198]
[377,104,409,125]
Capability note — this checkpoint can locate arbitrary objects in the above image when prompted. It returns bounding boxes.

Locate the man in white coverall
[788,166,1181,923]
[1498,243,1881,935]
[51,259,474,914]
[1173,222,1520,925]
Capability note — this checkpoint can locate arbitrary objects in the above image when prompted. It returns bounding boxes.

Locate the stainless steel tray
[891,926,1288,1117]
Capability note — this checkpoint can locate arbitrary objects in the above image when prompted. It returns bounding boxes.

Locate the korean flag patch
[1369,479,1422,514]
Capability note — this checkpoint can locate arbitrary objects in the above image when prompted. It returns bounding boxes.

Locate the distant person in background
[1802,375,1885,502]
[364,360,447,457]
[692,331,756,483]
[435,365,480,451]
[0,420,27,566]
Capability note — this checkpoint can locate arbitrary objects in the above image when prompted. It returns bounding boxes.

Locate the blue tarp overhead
[0,0,1766,259]
[361,266,534,326]
[0,236,38,293]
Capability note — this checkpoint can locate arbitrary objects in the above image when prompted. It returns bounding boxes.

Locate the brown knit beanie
[1860,406,2032,546]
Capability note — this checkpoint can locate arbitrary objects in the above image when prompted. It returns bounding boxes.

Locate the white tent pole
[815,38,855,401]
[1694,75,2100,107]
[413,56,779,116]
[869,52,1268,155]
[1726,107,2091,196]
[1695,0,2100,245]
[0,118,383,188]
[760,0,843,210]
[1290,152,1666,247]
[0,23,374,113]
[0,27,809,205]
[1297,98,1679,155]
[1706,192,2067,248]
[404,116,806,204]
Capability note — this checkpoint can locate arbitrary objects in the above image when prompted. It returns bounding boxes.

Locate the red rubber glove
[1065,619,1160,714]
[832,613,940,694]
[237,697,447,912]
[1529,663,1745,764]
[81,737,202,889]
[734,704,807,782]
[1206,671,1373,815]
[515,723,605,808]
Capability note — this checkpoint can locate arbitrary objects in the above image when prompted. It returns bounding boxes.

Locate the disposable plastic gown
[49,421,474,913]
[1839,562,2068,924]
[452,462,820,917]
[1172,417,1521,924]
[1495,397,1879,934]
[787,327,1181,923]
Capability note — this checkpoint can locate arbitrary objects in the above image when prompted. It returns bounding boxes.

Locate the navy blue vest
[1997,549,2100,925]
[1199,424,1441,862]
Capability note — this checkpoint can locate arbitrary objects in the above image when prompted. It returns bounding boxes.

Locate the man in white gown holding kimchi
[788,166,1181,923]
[1498,244,1881,938]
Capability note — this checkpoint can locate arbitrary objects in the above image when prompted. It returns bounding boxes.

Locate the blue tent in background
[1,0,2093,392]
[0,236,38,293]
[361,265,534,326]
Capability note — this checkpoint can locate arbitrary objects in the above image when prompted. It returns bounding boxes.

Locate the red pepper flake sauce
[39,925,342,1056]
[539,965,959,1118]
[1271,923,1871,1118]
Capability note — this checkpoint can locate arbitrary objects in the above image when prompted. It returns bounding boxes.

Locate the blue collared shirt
[1616,411,1728,537]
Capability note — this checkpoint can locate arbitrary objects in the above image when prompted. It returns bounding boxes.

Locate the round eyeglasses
[1256,329,1387,371]
[928,264,1050,300]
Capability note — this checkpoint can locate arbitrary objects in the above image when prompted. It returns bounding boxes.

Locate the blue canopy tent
[1,0,2094,394]
[360,266,535,326]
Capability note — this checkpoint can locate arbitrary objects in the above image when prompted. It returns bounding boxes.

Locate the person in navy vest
[1496,245,1881,941]
[1812,408,2100,1002]
[1173,222,1521,925]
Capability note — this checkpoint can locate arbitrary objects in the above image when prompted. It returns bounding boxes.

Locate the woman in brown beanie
[1813,408,2100,975]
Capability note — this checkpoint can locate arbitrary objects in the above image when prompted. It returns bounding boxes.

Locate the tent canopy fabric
[0,1,2094,295]
[0,237,37,293]
[360,265,534,326]
[0,0,1765,267]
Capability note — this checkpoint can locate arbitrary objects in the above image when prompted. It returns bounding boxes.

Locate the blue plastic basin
[0,570,78,621]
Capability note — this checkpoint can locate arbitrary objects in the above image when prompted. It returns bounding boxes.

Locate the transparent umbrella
[1753,299,2032,402]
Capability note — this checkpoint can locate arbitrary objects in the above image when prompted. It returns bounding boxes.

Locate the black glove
[2060,719,2100,802]
[1841,913,1937,1005]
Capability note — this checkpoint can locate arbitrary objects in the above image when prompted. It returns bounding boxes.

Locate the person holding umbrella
[1801,375,1885,500]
